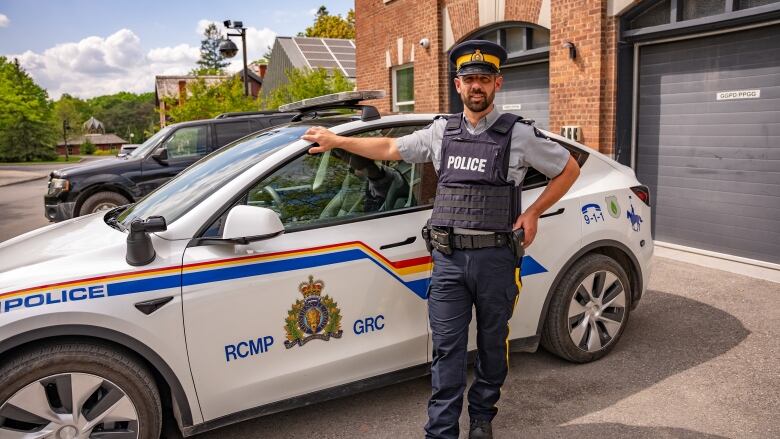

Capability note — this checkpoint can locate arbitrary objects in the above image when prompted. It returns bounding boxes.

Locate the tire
[0,342,162,438]
[541,254,632,363]
[80,191,130,215]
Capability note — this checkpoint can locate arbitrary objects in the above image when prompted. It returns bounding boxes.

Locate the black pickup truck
[44,112,296,222]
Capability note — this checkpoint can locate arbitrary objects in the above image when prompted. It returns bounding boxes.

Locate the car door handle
[380,236,416,250]
[540,208,565,219]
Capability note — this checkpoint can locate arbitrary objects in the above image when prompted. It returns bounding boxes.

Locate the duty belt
[450,232,510,250]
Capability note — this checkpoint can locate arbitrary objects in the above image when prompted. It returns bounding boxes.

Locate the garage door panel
[637,98,780,116]
[652,213,780,262]
[636,23,780,263]
[638,145,780,162]
[654,205,780,241]
[494,61,549,129]
[652,110,780,125]
[639,72,780,96]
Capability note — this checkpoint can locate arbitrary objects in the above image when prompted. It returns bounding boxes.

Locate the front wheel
[541,253,632,363]
[0,342,162,438]
[80,191,130,215]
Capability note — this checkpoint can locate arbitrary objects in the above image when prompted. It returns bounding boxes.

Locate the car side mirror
[151,147,168,165]
[221,205,284,244]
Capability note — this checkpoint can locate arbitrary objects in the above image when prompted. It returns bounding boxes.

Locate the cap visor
[456,63,499,76]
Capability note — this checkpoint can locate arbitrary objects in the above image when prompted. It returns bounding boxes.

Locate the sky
[0,0,354,99]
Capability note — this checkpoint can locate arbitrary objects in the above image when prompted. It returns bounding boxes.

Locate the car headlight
[48,178,70,194]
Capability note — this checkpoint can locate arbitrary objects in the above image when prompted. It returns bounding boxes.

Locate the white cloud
[0,14,9,28]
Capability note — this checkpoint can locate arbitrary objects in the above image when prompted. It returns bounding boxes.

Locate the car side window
[215,121,251,147]
[162,126,209,159]
[202,124,432,236]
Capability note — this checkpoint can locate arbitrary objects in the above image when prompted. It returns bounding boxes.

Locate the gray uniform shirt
[396,108,570,185]
[396,107,571,233]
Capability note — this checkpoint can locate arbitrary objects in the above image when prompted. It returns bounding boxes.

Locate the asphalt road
[0,168,56,243]
[171,257,779,439]
[0,158,106,243]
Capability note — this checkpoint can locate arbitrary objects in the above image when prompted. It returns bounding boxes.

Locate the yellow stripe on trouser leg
[505,267,522,365]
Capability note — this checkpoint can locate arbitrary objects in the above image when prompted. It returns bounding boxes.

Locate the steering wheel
[263,185,285,216]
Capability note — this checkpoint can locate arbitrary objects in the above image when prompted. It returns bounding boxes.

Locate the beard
[461,88,495,112]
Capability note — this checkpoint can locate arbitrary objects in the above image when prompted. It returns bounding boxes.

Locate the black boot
[469,419,493,439]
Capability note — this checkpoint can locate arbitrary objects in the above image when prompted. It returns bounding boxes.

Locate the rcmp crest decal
[284,275,343,349]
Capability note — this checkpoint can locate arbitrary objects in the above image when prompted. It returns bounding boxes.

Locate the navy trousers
[424,245,520,439]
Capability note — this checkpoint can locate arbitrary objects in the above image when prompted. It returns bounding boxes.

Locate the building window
[736,0,780,9]
[627,0,671,29]
[393,65,414,113]
[471,24,550,58]
[681,0,726,20]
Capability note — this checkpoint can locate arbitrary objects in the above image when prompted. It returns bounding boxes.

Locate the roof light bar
[279,90,385,112]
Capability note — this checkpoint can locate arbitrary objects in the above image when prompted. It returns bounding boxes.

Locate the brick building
[357,0,780,264]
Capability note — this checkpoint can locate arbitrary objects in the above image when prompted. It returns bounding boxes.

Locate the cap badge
[472,50,484,62]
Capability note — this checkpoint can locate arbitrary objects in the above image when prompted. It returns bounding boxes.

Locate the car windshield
[117,124,310,228]
[126,126,173,158]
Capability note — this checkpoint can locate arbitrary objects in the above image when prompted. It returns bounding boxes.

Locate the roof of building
[57,133,128,146]
[82,116,104,133]
[275,36,356,78]
[154,75,229,100]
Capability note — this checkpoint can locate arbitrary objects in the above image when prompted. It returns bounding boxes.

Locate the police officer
[303,40,580,439]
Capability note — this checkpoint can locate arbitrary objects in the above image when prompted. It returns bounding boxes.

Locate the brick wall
[356,0,618,153]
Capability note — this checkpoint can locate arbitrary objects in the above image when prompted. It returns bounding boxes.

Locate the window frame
[392,64,415,113]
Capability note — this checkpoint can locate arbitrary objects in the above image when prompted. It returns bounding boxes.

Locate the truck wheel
[0,342,162,438]
[80,191,130,215]
[541,253,632,363]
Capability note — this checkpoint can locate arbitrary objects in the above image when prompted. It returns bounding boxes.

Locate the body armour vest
[430,112,522,232]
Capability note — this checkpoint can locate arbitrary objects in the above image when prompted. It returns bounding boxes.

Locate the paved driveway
[177,257,779,439]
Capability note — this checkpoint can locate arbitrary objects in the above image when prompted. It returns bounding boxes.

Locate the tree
[86,92,157,142]
[193,23,229,75]
[304,6,355,39]
[263,67,353,110]
[53,94,88,141]
[0,57,57,161]
[164,76,261,123]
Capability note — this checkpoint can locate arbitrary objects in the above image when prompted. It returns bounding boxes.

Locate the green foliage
[304,6,355,39]
[93,148,118,156]
[264,67,354,110]
[81,139,96,155]
[0,57,58,161]
[52,92,157,144]
[194,23,229,75]
[164,76,261,123]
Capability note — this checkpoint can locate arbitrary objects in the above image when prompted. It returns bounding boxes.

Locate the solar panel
[291,37,356,78]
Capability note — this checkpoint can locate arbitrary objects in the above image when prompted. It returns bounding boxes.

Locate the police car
[0,91,652,437]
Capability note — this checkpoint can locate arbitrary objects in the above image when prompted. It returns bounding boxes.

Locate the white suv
[0,92,652,437]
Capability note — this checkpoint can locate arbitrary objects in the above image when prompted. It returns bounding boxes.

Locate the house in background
[56,117,127,155]
[154,75,228,127]
[262,36,355,99]
[154,64,268,127]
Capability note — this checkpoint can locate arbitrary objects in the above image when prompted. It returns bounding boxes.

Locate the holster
[511,228,525,261]
[421,222,453,255]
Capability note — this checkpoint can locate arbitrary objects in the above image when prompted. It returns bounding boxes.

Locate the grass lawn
[0,156,84,166]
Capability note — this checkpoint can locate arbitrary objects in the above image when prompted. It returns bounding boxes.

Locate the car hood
[0,213,126,291]
[52,156,138,178]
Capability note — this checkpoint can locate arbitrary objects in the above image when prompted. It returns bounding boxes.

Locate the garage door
[494,61,549,129]
[636,24,780,263]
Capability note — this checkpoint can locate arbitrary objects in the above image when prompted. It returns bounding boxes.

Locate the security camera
[419,38,430,49]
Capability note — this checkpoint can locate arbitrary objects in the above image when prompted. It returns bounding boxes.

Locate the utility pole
[62,120,71,161]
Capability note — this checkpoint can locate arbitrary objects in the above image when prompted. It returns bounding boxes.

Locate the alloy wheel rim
[0,372,140,438]
[567,270,627,352]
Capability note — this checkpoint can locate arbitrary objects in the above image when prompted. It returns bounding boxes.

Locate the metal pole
[62,120,69,161]
[241,29,249,96]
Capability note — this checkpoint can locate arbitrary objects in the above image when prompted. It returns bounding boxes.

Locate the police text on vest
[447,156,486,173]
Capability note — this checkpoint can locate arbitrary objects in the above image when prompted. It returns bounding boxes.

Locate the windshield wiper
[104,206,128,231]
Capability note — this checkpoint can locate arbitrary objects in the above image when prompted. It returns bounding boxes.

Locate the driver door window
[244,125,430,230]
[161,125,208,159]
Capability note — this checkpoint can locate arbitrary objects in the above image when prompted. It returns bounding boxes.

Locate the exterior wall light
[563,41,577,60]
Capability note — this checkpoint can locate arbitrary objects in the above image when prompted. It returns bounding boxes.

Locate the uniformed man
[303,40,580,439]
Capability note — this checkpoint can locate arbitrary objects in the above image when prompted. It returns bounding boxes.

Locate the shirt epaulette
[516,118,550,140]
